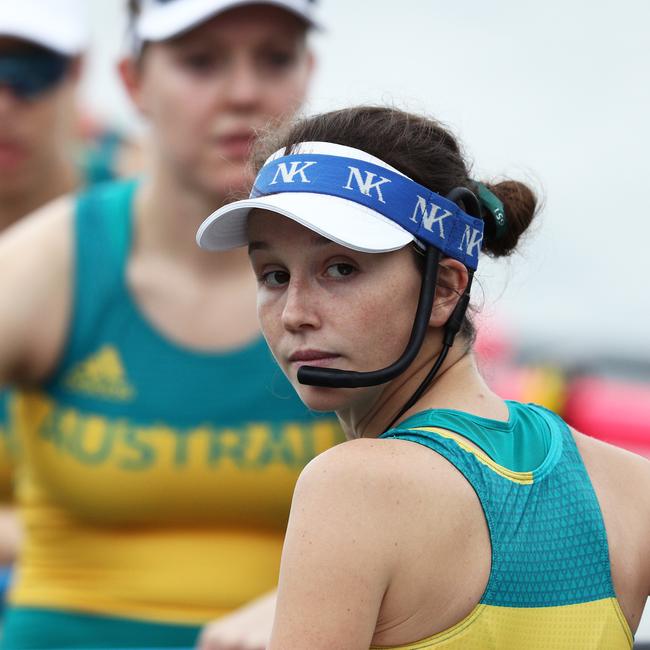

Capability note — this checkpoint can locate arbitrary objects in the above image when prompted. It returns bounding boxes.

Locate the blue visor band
[251,153,484,269]
[0,51,70,100]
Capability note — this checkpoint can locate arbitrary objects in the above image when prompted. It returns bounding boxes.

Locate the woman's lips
[288,350,341,368]
[214,132,255,160]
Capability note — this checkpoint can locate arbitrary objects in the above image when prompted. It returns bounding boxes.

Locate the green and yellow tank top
[375,401,632,649]
[3,180,342,649]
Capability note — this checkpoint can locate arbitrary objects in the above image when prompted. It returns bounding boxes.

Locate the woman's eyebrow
[248,240,268,254]
[248,234,335,254]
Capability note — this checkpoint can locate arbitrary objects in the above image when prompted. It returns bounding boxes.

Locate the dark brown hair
[252,105,539,339]
[254,105,537,258]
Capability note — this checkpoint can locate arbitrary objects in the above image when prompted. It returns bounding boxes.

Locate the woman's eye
[325,263,356,279]
[261,270,290,287]
[258,50,297,72]
[181,53,221,74]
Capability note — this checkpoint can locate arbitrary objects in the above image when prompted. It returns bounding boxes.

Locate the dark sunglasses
[0,50,70,100]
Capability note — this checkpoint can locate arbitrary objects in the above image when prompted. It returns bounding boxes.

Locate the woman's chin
[294,385,352,414]
[199,160,251,197]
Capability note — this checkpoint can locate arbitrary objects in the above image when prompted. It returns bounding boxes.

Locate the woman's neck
[338,342,506,439]
[135,160,250,275]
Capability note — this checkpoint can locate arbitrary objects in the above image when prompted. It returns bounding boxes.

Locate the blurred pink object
[484,365,566,414]
[474,313,515,366]
[564,377,650,457]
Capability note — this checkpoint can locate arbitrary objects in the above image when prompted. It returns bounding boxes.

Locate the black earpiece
[298,186,483,410]
[387,187,482,428]
[297,246,441,387]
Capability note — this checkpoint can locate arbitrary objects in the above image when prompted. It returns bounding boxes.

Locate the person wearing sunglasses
[0,0,89,586]
[0,1,144,597]
[198,105,650,649]
[0,1,342,649]
[0,0,87,231]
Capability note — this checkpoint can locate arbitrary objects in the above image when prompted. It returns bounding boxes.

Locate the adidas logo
[64,345,135,401]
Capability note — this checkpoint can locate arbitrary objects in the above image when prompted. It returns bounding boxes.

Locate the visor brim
[197,192,415,253]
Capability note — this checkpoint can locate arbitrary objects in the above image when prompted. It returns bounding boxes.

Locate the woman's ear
[430,258,469,328]
[306,48,316,78]
[67,55,83,84]
[118,56,147,115]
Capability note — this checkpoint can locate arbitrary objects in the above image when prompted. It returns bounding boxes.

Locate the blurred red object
[474,314,567,414]
[564,376,650,458]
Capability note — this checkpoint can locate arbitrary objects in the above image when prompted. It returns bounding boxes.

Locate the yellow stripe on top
[370,598,632,649]
[413,426,534,484]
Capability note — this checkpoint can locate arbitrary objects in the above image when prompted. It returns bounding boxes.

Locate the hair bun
[481,180,538,257]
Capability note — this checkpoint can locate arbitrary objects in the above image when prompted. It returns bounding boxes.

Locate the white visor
[136,0,319,42]
[0,0,88,55]
[197,141,417,254]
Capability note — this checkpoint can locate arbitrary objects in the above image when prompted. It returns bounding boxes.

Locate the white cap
[197,141,415,254]
[136,0,319,42]
[0,0,89,56]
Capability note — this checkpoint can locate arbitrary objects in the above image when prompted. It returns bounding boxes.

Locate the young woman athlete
[0,1,342,648]
[198,106,650,649]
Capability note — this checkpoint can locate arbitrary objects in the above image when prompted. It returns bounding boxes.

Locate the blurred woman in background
[0,0,86,231]
[0,1,341,648]
[0,0,143,597]
[0,0,89,577]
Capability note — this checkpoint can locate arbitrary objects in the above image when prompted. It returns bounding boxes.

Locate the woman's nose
[281,281,321,333]
[221,59,263,110]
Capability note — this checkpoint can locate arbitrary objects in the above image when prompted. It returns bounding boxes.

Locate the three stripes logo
[64,345,135,401]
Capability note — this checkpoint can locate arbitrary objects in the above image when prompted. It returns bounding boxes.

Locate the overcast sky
[82,0,650,357]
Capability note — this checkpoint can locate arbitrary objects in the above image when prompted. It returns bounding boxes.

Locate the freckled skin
[248,210,422,416]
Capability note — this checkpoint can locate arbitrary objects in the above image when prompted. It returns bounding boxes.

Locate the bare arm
[0,195,73,386]
[574,430,650,630]
[269,441,395,650]
[196,440,394,650]
[0,197,72,564]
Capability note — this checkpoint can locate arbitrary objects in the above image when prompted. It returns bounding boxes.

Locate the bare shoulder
[573,428,650,484]
[0,194,75,383]
[0,194,74,278]
[0,194,73,247]
[298,436,475,500]
[293,436,482,547]
[573,428,650,519]
[285,435,489,646]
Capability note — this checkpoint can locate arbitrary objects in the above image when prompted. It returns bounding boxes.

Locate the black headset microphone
[297,187,483,427]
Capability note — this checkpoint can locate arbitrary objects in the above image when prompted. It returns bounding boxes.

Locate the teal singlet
[374,401,632,649]
[3,180,342,649]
